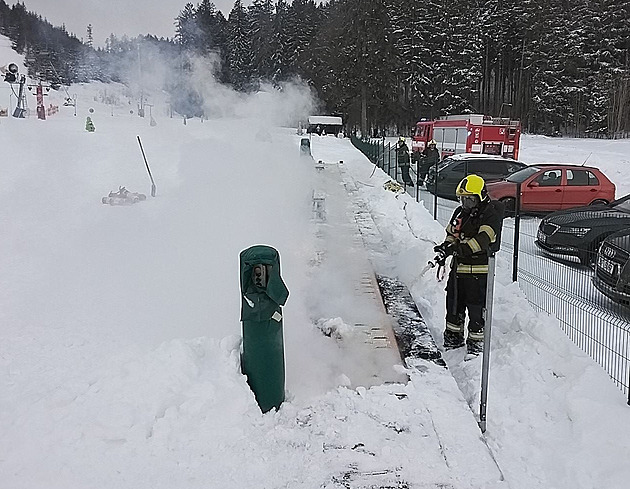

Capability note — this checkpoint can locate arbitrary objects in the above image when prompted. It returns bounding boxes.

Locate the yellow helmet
[456,174,487,201]
[428,139,437,146]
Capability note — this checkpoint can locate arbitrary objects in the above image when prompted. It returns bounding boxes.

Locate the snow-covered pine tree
[389,0,437,122]
[225,1,254,90]
[249,0,275,82]
[599,0,630,137]
[429,0,481,115]
[288,0,323,75]
[175,3,198,51]
[195,0,227,56]
[268,0,293,82]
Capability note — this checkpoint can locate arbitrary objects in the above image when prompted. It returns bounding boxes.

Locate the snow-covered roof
[444,152,519,162]
[308,115,342,126]
[437,114,485,125]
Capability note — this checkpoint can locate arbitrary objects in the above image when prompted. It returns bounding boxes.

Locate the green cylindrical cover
[239,245,289,413]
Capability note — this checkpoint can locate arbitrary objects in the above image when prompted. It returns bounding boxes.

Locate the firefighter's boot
[443,330,465,350]
[466,328,484,356]
[466,339,483,356]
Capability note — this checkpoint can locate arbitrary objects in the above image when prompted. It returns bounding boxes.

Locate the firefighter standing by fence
[396,137,414,186]
[432,175,504,355]
[416,139,440,187]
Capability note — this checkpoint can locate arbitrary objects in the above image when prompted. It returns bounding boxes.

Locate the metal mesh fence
[350,136,400,183]
[350,137,630,404]
[513,213,630,401]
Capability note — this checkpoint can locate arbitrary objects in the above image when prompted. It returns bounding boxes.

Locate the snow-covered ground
[2,35,630,489]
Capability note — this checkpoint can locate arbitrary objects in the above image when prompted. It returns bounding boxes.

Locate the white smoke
[186,53,318,127]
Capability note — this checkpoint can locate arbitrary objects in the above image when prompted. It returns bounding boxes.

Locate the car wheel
[500,197,516,217]
[590,199,608,206]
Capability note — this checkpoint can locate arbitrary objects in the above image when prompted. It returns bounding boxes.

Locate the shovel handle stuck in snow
[137,136,156,197]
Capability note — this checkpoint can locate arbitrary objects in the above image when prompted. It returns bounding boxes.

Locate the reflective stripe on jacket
[444,199,503,273]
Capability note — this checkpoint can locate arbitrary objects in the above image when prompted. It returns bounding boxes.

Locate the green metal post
[239,245,289,413]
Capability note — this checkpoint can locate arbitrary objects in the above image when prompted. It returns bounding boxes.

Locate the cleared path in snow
[308,136,506,487]
[307,154,407,386]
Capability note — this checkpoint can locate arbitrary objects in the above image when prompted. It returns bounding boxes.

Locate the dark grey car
[535,195,630,265]
[425,153,526,200]
[593,229,630,307]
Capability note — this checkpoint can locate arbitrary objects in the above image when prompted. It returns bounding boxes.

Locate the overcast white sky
[8,1,243,44]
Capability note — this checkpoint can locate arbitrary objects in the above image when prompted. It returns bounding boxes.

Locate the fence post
[416,155,420,203]
[382,138,385,168]
[433,159,439,221]
[479,252,497,433]
[512,182,522,282]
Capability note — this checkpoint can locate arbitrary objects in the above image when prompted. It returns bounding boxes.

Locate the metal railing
[350,137,630,404]
[350,136,399,182]
[512,212,630,403]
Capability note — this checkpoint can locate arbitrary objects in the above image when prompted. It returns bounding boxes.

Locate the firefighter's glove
[434,253,447,267]
[433,242,448,255]
[433,241,460,262]
[433,243,449,266]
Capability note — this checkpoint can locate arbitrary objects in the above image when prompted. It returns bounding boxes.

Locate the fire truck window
[457,130,467,144]
[441,128,457,143]
[415,125,426,137]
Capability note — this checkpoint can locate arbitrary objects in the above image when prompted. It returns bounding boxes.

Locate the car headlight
[557,227,591,237]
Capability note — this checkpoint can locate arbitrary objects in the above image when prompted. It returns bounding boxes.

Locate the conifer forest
[1,0,629,137]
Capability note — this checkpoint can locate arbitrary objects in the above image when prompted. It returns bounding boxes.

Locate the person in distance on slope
[396,137,414,187]
[416,139,440,187]
[432,174,504,355]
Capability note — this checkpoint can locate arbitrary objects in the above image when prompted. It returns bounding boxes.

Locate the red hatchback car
[486,164,615,213]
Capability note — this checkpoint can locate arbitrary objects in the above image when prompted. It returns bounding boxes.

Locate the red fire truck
[411,114,521,160]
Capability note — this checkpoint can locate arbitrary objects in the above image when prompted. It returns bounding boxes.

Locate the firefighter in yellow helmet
[433,174,504,355]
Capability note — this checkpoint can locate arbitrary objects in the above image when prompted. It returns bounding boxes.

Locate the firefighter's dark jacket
[419,147,440,170]
[396,144,410,166]
[444,199,504,274]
